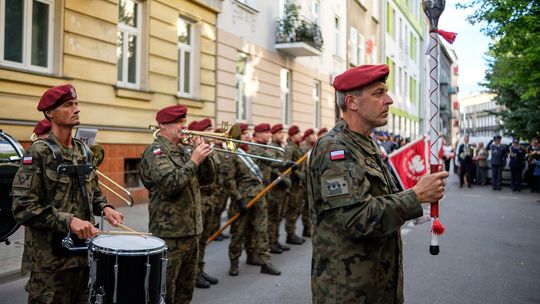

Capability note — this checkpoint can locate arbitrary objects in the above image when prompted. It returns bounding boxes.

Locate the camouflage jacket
[12,134,109,273]
[268,141,291,189]
[199,151,219,200]
[307,119,422,304]
[139,136,203,237]
[286,139,306,183]
[220,152,265,203]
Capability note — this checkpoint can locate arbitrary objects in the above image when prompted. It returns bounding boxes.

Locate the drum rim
[89,235,167,255]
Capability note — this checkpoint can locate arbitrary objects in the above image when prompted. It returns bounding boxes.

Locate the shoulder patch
[153,148,162,156]
[323,175,350,197]
[13,173,33,189]
[22,156,33,164]
[330,149,345,161]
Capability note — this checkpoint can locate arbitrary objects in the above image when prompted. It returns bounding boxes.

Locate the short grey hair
[336,88,363,112]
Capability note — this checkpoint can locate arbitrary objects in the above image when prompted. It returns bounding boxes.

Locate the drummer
[11,84,124,303]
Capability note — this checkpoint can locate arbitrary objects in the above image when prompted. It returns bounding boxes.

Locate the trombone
[149,122,287,163]
[91,144,134,207]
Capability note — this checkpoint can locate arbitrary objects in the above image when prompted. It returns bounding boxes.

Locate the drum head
[91,235,166,255]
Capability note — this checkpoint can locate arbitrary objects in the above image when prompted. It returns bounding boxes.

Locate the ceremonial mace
[423,0,456,255]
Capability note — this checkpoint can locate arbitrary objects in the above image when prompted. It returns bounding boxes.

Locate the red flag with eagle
[388,136,428,190]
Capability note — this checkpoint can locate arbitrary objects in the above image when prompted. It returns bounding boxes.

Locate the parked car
[453,135,529,185]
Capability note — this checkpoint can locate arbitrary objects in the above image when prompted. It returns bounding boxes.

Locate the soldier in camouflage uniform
[300,128,318,238]
[285,125,307,245]
[139,105,213,304]
[267,123,292,253]
[210,128,230,241]
[221,123,281,276]
[192,118,220,288]
[307,64,449,304]
[12,84,124,304]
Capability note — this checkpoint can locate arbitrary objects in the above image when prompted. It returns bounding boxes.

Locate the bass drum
[0,130,24,244]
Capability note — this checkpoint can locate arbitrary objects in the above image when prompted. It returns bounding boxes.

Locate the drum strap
[36,138,95,220]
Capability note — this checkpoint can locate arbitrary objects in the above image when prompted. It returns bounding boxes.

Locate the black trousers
[459,159,473,186]
[510,166,523,190]
[492,165,503,189]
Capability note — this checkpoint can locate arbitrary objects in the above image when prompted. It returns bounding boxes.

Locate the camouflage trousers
[267,187,290,244]
[198,193,216,272]
[301,190,311,232]
[229,196,271,263]
[162,236,199,304]
[285,183,305,235]
[212,192,229,233]
[26,266,89,304]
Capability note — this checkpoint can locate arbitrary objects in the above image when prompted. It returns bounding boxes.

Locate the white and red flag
[388,136,428,189]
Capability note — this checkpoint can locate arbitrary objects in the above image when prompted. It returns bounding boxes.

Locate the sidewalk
[0,203,150,283]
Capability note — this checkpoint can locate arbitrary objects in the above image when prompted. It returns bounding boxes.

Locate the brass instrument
[149,122,286,163]
[97,171,134,207]
[92,145,134,207]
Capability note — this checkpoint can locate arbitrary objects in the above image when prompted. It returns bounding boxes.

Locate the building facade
[461,93,500,137]
[0,0,222,204]
[215,0,343,131]
[382,0,425,139]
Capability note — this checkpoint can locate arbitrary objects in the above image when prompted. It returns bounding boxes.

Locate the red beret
[33,119,51,135]
[156,105,188,123]
[317,127,328,136]
[254,123,271,133]
[198,118,212,130]
[288,125,300,137]
[214,128,223,133]
[270,124,283,134]
[333,64,389,91]
[239,123,249,132]
[187,120,199,130]
[37,84,78,111]
[303,128,314,139]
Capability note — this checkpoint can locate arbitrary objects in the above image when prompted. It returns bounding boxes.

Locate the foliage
[276,2,323,49]
[458,0,540,139]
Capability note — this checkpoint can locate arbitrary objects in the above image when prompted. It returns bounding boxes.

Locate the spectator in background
[458,135,474,188]
[527,138,540,193]
[475,142,488,186]
[488,135,508,191]
[442,139,455,172]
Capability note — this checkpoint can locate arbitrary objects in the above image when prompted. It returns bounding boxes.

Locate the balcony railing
[275,17,323,57]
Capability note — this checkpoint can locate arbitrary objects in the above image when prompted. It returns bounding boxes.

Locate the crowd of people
[449,135,540,192]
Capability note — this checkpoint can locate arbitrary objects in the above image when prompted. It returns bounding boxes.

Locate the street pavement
[1,173,539,303]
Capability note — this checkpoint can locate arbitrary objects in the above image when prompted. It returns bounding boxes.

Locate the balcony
[275,17,323,57]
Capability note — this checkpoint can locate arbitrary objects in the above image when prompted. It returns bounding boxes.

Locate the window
[311,0,320,25]
[409,32,417,61]
[177,17,193,97]
[386,3,395,39]
[410,76,416,104]
[397,67,402,97]
[313,80,321,128]
[358,33,365,65]
[280,68,291,125]
[117,0,141,88]
[350,27,358,65]
[236,53,248,121]
[124,158,142,188]
[372,0,379,20]
[386,57,395,93]
[334,16,340,57]
[0,0,53,73]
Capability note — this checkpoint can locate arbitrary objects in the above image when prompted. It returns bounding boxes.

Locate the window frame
[313,80,321,128]
[117,0,142,89]
[177,17,194,98]
[350,27,358,65]
[235,52,249,121]
[280,68,292,126]
[0,0,54,73]
[334,16,340,57]
[358,33,365,65]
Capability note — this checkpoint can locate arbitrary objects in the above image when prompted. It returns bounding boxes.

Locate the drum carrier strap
[34,138,94,220]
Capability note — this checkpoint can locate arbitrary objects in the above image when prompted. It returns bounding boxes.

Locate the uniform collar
[338,118,378,155]
[156,135,181,153]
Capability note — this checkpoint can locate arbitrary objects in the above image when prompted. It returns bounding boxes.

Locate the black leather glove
[283,160,297,170]
[237,199,248,215]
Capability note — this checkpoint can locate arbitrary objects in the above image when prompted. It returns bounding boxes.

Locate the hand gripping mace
[423,0,456,255]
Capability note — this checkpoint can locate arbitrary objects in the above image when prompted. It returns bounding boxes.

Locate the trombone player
[140,105,213,304]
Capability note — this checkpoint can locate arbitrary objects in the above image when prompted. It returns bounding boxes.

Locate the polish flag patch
[22,156,33,164]
[330,150,345,161]
[153,148,162,156]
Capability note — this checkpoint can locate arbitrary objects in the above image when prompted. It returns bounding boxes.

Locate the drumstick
[97,230,152,236]
[117,223,148,239]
